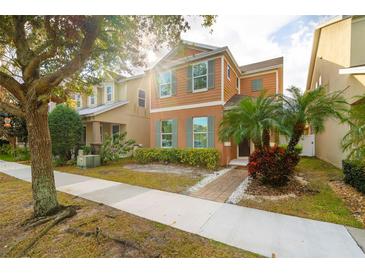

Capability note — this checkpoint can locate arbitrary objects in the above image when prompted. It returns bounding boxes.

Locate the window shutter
[155,75,160,98]
[172,119,178,148]
[155,120,161,147]
[208,60,215,89]
[187,65,193,92]
[208,116,215,147]
[171,71,177,96]
[185,117,193,147]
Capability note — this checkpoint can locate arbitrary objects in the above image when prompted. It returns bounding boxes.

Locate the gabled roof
[306,16,352,90]
[78,100,128,117]
[240,57,283,74]
[224,94,248,110]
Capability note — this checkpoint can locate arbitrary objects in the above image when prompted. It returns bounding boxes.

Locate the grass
[0,173,259,258]
[0,154,17,161]
[239,157,364,228]
[56,158,201,193]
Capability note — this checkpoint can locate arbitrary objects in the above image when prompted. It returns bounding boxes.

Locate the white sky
[146,15,332,91]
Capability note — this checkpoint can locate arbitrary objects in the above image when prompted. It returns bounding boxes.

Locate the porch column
[91,121,101,154]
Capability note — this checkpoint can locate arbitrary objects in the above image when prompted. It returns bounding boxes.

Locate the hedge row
[134,148,220,170]
[342,160,365,194]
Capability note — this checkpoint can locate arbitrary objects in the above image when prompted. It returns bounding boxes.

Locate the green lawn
[239,157,363,228]
[56,158,201,194]
[0,173,259,258]
[0,154,17,161]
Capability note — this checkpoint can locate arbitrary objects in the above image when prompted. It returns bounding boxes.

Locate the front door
[238,139,250,157]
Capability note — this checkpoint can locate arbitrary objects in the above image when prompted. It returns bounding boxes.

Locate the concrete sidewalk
[1,160,364,258]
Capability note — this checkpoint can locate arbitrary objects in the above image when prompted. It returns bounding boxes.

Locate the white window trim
[192,117,209,149]
[88,89,97,107]
[111,124,120,136]
[192,61,208,93]
[75,94,82,109]
[227,64,231,81]
[104,83,114,104]
[138,89,146,108]
[159,71,172,99]
[160,119,173,148]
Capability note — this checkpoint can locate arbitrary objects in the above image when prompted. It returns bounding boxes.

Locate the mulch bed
[329,180,365,226]
[245,175,318,197]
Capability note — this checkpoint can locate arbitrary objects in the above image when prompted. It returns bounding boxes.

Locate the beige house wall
[82,74,150,148]
[309,17,365,168]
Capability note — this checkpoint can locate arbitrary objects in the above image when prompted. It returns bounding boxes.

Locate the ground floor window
[193,117,208,148]
[161,120,173,148]
[112,124,120,141]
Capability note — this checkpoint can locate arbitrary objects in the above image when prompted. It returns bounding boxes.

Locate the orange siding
[171,47,205,60]
[223,57,239,102]
[151,57,222,109]
[150,105,228,165]
[240,68,282,97]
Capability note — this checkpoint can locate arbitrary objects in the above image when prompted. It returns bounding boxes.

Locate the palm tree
[342,96,365,162]
[219,93,282,150]
[279,86,348,154]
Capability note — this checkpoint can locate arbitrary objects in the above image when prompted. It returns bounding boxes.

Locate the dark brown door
[238,139,250,157]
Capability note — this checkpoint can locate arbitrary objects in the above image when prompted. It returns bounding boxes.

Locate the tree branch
[0,101,25,117]
[23,17,59,82]
[31,16,102,95]
[11,16,32,67]
[0,71,25,102]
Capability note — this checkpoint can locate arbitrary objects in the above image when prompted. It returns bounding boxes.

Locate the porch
[81,121,126,153]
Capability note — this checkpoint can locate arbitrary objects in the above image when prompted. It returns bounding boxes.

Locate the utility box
[77,155,101,168]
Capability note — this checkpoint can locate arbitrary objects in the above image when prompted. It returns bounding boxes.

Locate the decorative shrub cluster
[101,132,135,163]
[248,145,300,186]
[342,160,365,194]
[134,148,220,170]
[0,144,30,161]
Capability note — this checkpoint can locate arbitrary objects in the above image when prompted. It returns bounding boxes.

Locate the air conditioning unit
[77,155,101,168]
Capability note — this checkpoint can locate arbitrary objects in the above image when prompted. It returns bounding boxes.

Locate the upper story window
[75,94,81,108]
[161,120,173,148]
[138,90,146,108]
[159,71,172,98]
[193,117,208,148]
[227,64,231,80]
[89,91,96,106]
[192,61,208,92]
[251,79,263,92]
[105,84,113,103]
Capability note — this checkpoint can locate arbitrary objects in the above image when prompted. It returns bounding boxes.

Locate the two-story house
[307,15,365,168]
[74,71,150,153]
[149,40,283,165]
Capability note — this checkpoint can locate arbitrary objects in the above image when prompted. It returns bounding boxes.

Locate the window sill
[160,94,172,99]
[192,88,208,93]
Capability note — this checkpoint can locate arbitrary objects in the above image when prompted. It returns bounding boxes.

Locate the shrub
[279,144,303,155]
[101,132,135,163]
[49,105,83,161]
[80,145,92,155]
[248,145,300,186]
[342,160,365,194]
[0,144,12,155]
[0,144,30,161]
[134,148,220,170]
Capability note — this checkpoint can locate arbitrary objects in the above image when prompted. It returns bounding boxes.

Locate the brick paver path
[190,167,248,202]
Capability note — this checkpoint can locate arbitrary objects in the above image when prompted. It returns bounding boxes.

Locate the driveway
[0,160,364,258]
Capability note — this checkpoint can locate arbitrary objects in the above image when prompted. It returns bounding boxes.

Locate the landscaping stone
[226,176,250,204]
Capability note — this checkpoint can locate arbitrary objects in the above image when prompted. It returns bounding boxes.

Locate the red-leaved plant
[248,145,300,186]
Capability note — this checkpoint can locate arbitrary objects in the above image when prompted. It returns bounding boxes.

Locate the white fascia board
[339,66,365,75]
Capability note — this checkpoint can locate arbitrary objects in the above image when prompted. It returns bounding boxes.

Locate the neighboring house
[307,15,365,168]
[149,40,283,165]
[74,71,150,153]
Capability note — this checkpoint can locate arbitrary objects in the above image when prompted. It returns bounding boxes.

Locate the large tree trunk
[287,123,305,154]
[26,107,59,217]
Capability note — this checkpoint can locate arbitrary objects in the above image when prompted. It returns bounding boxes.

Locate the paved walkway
[1,160,364,258]
[190,168,248,202]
